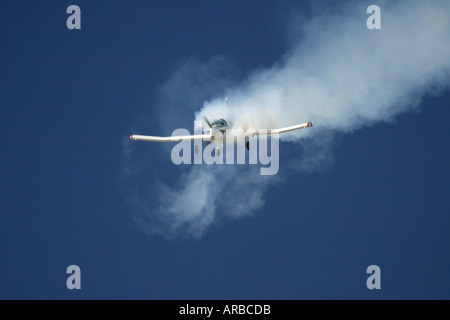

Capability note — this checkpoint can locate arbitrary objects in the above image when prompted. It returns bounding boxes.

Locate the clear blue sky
[0,1,449,299]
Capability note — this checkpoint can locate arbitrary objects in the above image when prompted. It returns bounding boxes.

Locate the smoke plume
[122,0,450,239]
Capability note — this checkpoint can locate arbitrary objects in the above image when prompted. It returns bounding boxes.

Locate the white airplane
[130,117,313,154]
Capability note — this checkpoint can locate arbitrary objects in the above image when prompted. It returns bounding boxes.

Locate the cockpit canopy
[211,119,229,128]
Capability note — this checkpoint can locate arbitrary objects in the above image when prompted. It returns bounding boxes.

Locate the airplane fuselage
[206,118,230,143]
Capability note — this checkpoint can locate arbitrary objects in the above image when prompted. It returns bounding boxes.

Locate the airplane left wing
[130,134,212,142]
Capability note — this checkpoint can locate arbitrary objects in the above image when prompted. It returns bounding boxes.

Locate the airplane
[130,98,312,155]
[130,117,313,155]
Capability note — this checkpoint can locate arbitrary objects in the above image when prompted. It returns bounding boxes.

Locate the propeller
[203,116,212,129]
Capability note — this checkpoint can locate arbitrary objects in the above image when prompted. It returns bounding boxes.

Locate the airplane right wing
[255,122,313,136]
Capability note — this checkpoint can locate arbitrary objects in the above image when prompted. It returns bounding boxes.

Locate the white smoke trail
[122,0,450,239]
[197,0,450,137]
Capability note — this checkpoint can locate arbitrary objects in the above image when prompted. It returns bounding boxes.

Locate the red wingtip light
[130,135,134,140]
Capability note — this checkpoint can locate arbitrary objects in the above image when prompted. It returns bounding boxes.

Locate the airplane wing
[255,122,313,135]
[130,134,212,142]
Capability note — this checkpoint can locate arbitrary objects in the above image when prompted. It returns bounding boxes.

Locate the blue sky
[0,1,449,299]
